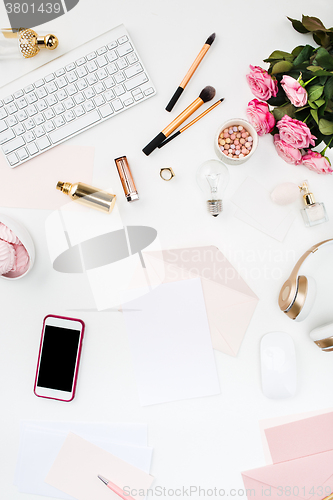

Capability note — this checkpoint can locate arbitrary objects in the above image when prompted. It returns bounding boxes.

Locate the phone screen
[37,325,81,392]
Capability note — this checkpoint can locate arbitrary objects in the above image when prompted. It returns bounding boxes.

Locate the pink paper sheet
[0,145,94,209]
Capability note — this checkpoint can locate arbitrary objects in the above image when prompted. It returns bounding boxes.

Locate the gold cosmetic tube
[114,156,139,202]
[56,181,116,213]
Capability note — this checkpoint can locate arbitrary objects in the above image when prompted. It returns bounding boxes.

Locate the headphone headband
[278,239,333,317]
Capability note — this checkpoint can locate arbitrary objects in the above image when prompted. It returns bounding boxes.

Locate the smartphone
[34,315,85,402]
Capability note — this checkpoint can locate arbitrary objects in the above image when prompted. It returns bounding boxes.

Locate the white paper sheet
[122,278,220,406]
[15,421,151,499]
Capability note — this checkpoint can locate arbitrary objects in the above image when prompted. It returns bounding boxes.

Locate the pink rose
[246,99,275,136]
[302,150,333,174]
[246,65,278,101]
[277,115,316,149]
[274,134,302,165]
[281,75,307,107]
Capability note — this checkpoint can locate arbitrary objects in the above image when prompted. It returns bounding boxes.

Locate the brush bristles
[205,33,216,45]
[199,86,216,103]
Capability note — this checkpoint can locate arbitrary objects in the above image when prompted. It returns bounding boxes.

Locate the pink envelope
[242,450,333,500]
[132,246,259,357]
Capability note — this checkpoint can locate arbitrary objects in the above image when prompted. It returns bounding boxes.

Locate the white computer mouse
[260,332,297,399]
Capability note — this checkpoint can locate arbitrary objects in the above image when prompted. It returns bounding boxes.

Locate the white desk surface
[1,0,333,498]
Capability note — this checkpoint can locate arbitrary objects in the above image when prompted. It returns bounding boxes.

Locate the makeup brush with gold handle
[142,86,216,156]
[165,33,216,112]
[158,98,224,148]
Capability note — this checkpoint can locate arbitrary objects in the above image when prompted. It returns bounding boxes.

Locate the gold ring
[160,167,175,181]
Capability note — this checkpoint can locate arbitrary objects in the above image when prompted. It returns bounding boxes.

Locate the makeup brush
[158,98,224,148]
[165,33,216,112]
[142,86,216,156]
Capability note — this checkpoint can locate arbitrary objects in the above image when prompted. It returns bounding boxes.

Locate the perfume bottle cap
[299,181,316,206]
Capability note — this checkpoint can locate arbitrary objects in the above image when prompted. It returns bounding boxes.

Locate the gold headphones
[279,239,333,320]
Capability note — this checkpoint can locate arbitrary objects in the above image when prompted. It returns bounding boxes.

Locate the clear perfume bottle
[299,181,328,227]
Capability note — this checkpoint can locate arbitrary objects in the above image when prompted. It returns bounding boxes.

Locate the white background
[1,0,333,498]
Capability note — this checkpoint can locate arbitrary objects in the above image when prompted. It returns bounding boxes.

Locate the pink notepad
[0,145,94,209]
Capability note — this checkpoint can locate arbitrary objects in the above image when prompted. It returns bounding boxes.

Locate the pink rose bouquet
[246,99,275,136]
[245,15,333,174]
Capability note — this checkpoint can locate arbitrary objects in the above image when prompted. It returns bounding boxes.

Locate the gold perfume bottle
[56,181,116,214]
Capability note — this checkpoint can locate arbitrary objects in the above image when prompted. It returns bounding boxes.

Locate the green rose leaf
[313,31,331,49]
[310,109,319,124]
[267,50,294,60]
[324,76,333,100]
[308,101,318,109]
[308,85,324,101]
[293,45,315,66]
[302,15,327,32]
[287,17,310,34]
[315,98,326,107]
[272,104,295,121]
[319,118,333,135]
[271,60,293,75]
[292,46,305,57]
[315,48,333,70]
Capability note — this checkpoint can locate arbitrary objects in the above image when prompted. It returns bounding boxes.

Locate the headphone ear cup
[295,276,317,322]
[310,323,333,351]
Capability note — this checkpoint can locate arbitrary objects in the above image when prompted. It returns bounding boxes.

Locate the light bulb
[196,160,229,217]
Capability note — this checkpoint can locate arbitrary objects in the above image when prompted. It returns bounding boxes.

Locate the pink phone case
[34,314,85,402]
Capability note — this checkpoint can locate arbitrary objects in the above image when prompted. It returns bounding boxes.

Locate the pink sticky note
[264,411,333,464]
[0,145,94,209]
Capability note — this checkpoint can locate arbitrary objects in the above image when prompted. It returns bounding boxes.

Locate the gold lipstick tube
[114,156,139,202]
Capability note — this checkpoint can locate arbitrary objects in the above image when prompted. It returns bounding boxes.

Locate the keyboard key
[46,95,58,106]
[94,95,105,107]
[34,79,44,88]
[65,111,75,122]
[124,98,134,106]
[17,110,28,121]
[57,89,68,101]
[0,120,8,132]
[2,136,25,154]
[99,104,113,118]
[64,98,75,110]
[14,124,25,136]
[117,58,128,70]
[27,143,38,155]
[112,99,123,112]
[55,68,65,77]
[74,93,85,105]
[45,121,55,132]
[87,51,96,60]
[84,101,95,112]
[54,116,65,127]
[45,108,55,119]
[27,92,37,104]
[127,52,138,64]
[67,71,78,83]
[7,153,19,166]
[114,85,125,96]
[24,84,34,93]
[55,104,65,115]
[45,73,55,82]
[134,92,144,101]
[105,77,115,89]
[97,55,108,67]
[114,72,125,84]
[97,46,107,55]
[125,63,143,79]
[76,57,86,66]
[57,76,68,88]
[35,126,45,137]
[0,109,7,119]
[84,88,95,99]
[7,115,17,126]
[35,114,45,125]
[74,105,85,117]
[77,66,88,78]
[118,35,128,44]
[0,101,3,108]
[36,87,47,99]
[4,95,13,104]
[37,100,48,111]
[46,82,57,93]
[24,131,35,142]
[14,90,24,98]
[97,68,108,80]
[107,63,117,75]
[17,147,29,161]
[117,42,133,57]
[87,74,97,85]
[37,136,51,150]
[107,51,117,63]
[125,73,148,91]
[7,102,18,114]
[66,62,76,71]
[144,87,154,96]
[67,85,77,96]
[25,118,35,130]
[94,83,105,94]
[49,110,101,143]
[87,61,98,73]
[107,41,117,49]
[132,88,142,96]
[77,79,88,91]
[104,90,114,101]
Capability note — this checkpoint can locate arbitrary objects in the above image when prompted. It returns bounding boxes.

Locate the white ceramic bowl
[214,118,258,165]
[0,214,35,280]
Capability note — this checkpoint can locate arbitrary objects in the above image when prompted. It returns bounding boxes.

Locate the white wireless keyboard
[0,25,156,168]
